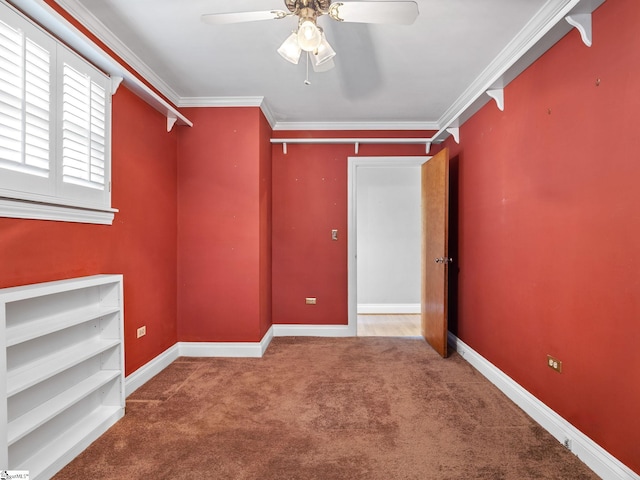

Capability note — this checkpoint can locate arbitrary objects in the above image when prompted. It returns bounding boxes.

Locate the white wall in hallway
[356,166,421,312]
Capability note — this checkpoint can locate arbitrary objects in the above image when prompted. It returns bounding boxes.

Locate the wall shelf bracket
[355,142,360,154]
[486,88,505,111]
[425,142,431,154]
[565,13,592,47]
[167,114,178,132]
[110,76,123,95]
[446,127,460,144]
[282,142,288,154]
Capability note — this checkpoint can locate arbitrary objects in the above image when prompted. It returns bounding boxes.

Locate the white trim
[21,0,605,135]
[24,0,605,135]
[177,96,277,129]
[11,0,192,128]
[0,197,117,225]
[124,329,273,396]
[434,0,581,139]
[177,326,274,358]
[272,121,439,131]
[272,324,355,337]
[124,344,179,397]
[259,101,277,129]
[49,0,182,105]
[357,304,421,314]
[432,0,605,143]
[260,326,274,353]
[348,157,429,336]
[177,341,262,358]
[448,333,640,480]
[178,96,266,108]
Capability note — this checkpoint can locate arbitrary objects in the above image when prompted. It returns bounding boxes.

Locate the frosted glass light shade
[277,32,302,64]
[313,33,336,66]
[297,19,322,52]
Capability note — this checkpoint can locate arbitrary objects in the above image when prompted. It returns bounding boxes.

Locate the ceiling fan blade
[201,10,289,25]
[328,1,419,25]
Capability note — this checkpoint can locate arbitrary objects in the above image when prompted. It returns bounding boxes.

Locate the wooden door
[421,148,450,357]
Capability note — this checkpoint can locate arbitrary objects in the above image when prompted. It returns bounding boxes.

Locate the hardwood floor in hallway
[357,314,421,337]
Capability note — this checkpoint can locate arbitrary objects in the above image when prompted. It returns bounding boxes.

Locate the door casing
[347,156,430,335]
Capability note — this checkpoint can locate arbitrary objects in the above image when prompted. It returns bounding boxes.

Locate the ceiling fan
[201,1,419,68]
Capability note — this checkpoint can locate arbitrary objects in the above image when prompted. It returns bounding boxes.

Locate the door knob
[434,257,453,264]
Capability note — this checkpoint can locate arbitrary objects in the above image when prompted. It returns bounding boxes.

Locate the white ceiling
[52,0,566,129]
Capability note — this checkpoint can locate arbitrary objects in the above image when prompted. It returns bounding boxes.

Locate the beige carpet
[54,337,599,479]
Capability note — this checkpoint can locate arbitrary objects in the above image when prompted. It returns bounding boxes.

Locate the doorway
[347,156,429,337]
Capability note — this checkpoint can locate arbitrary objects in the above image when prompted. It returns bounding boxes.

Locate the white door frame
[347,156,431,335]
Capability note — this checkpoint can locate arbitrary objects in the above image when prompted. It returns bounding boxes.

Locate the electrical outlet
[305,297,317,305]
[547,354,562,373]
[137,325,146,338]
[563,437,572,450]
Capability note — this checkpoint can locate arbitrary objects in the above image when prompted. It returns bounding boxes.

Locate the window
[0,2,114,224]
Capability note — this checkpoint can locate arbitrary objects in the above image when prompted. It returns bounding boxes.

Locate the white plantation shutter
[24,38,51,174]
[0,16,51,182]
[56,47,110,207]
[0,1,113,219]
[62,62,106,190]
[0,19,25,168]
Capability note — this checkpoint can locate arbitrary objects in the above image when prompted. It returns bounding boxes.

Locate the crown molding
[259,100,277,129]
[272,121,439,131]
[178,96,278,129]
[9,0,191,129]
[177,98,438,131]
[178,96,266,108]
[433,0,587,142]
[52,0,182,105]
[20,0,603,138]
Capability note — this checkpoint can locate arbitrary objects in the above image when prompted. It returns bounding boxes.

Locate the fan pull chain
[304,52,311,85]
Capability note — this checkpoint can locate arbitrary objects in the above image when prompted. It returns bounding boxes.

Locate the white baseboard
[125,344,179,397]
[357,303,420,314]
[178,326,274,358]
[124,328,274,397]
[272,323,355,337]
[448,333,639,480]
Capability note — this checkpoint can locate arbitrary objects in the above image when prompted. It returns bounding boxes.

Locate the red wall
[446,0,640,473]
[272,133,432,325]
[259,113,273,337]
[176,107,271,342]
[0,86,179,376]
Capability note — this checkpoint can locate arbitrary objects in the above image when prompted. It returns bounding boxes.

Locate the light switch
[331,229,338,241]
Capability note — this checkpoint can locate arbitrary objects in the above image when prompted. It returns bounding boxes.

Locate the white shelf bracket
[565,13,592,47]
[110,76,123,95]
[283,142,288,154]
[486,88,505,111]
[167,114,178,132]
[425,142,431,154]
[355,142,360,154]
[446,127,460,144]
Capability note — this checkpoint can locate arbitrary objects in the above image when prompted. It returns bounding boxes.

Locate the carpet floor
[54,337,600,479]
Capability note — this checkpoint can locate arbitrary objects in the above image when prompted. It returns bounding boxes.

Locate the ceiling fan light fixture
[277,32,302,64]
[313,33,336,66]
[297,18,322,52]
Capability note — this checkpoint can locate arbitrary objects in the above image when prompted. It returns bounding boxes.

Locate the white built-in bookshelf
[0,274,125,479]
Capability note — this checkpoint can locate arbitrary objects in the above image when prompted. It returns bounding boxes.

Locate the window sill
[0,197,117,225]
